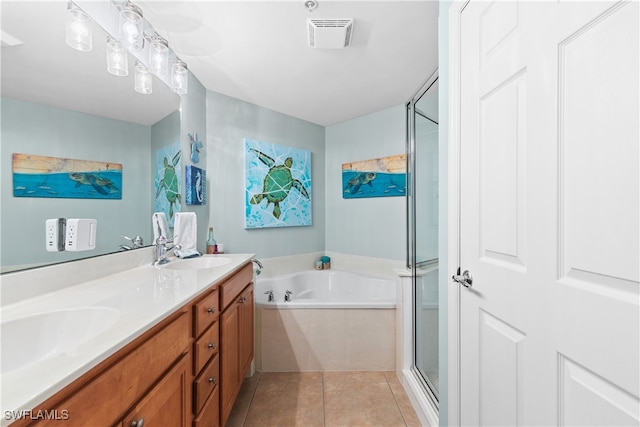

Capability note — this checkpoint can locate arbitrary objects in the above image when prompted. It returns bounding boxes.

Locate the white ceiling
[1,1,439,127]
[138,0,439,126]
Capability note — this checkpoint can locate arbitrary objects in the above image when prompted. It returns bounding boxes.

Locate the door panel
[458,1,639,425]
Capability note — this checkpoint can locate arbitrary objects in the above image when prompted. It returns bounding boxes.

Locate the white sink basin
[162,256,232,270]
[1,307,120,374]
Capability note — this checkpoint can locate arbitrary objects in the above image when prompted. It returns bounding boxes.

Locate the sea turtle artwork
[344,172,377,194]
[249,148,310,220]
[156,150,182,218]
[68,172,120,195]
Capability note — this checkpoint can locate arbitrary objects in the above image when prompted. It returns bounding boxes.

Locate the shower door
[407,76,439,402]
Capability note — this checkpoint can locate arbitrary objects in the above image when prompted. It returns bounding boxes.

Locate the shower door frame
[406,69,440,411]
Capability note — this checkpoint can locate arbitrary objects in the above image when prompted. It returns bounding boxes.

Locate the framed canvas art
[12,153,122,199]
[244,138,312,229]
[342,154,406,199]
[185,165,206,205]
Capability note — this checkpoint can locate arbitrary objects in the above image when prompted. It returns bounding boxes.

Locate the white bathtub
[255,269,396,309]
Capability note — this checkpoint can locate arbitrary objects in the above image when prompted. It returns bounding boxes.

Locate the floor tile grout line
[385,374,409,427]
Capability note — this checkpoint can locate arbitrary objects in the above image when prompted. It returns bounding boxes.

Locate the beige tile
[243,380,324,427]
[226,373,261,427]
[386,376,423,427]
[323,370,389,383]
[324,381,406,426]
[260,371,323,383]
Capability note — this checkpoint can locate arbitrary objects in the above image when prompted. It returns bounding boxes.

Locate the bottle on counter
[206,227,218,254]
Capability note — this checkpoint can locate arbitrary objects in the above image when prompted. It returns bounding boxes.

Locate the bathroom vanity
[1,253,255,427]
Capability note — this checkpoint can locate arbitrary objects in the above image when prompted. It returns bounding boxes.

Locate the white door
[456,1,639,425]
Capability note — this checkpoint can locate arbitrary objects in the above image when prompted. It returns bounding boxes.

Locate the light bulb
[118,2,143,52]
[171,58,188,95]
[135,61,152,94]
[148,34,168,77]
[106,36,128,76]
[65,2,92,52]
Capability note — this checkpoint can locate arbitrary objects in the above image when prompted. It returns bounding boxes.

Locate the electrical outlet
[65,219,97,251]
[45,218,65,252]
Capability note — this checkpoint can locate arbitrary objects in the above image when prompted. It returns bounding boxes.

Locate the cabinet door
[122,354,191,427]
[220,302,240,426]
[238,284,254,377]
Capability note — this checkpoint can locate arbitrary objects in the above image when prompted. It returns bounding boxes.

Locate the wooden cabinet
[18,310,191,426]
[121,353,190,427]
[17,260,253,427]
[219,263,254,426]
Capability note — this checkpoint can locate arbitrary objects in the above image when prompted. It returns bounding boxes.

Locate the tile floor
[225,371,424,427]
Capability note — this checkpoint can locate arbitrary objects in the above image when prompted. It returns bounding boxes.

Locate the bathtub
[255,269,396,309]
[255,269,397,371]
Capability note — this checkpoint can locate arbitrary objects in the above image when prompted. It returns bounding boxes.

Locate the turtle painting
[156,150,182,218]
[249,148,310,219]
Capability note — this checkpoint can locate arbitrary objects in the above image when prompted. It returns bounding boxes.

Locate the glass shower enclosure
[407,76,439,404]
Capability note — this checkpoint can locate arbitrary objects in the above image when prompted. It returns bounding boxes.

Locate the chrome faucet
[252,258,263,275]
[153,236,180,266]
[284,290,292,302]
[264,290,274,302]
[120,235,143,251]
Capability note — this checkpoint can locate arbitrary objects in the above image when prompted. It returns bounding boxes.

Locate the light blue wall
[1,97,152,269]
[325,105,407,261]
[205,91,326,259]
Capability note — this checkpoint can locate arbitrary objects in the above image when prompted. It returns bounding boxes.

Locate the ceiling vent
[307,18,354,49]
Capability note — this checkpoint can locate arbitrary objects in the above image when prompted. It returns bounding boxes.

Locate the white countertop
[0,253,254,425]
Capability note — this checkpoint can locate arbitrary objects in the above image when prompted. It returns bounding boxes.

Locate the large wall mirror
[1,1,181,273]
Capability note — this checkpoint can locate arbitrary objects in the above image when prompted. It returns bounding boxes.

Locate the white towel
[152,212,169,242]
[173,212,198,257]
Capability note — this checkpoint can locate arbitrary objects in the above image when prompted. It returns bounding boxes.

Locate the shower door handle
[452,270,473,288]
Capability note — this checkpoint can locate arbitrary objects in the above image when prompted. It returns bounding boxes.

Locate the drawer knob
[131,418,144,427]
[207,307,215,313]
[208,376,217,384]
[208,342,216,350]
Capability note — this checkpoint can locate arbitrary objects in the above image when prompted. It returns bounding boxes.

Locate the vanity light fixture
[65,2,92,52]
[148,34,169,77]
[134,61,152,94]
[118,1,144,52]
[170,58,188,95]
[106,36,128,76]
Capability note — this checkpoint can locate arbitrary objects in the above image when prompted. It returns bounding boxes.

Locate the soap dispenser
[206,227,218,254]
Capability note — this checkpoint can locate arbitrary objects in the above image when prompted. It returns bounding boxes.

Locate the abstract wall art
[185,165,206,205]
[155,142,181,224]
[342,154,406,199]
[244,138,312,229]
[12,153,122,199]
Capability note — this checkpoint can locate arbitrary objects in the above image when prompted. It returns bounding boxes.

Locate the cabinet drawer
[193,289,218,337]
[193,354,219,415]
[220,263,253,311]
[193,384,219,427]
[193,322,218,375]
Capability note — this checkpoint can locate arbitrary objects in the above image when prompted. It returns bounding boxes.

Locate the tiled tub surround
[0,251,254,423]
[256,269,396,371]
[258,307,396,372]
